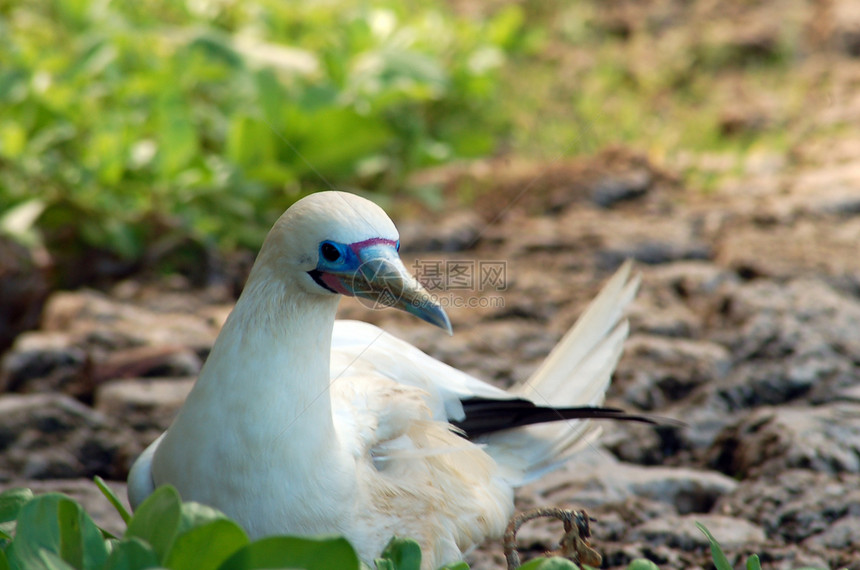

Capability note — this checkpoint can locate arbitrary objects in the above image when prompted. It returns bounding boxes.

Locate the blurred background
[3,0,856,293]
[4,3,860,566]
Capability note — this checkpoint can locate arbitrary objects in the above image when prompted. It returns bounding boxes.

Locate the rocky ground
[3,138,860,569]
[4,2,860,568]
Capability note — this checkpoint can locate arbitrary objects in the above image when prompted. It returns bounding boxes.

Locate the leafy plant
[0,480,668,570]
[696,522,829,570]
[0,0,522,267]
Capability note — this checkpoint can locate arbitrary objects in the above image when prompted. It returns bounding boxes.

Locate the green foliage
[695,522,830,570]
[1,0,521,260]
[4,484,813,570]
[696,522,734,570]
[518,557,579,569]
[0,484,364,570]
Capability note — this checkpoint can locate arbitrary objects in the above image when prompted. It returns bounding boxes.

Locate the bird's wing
[329,373,512,566]
[331,320,514,422]
[331,261,641,486]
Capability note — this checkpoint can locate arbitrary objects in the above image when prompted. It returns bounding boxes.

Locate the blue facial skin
[306,238,451,333]
[317,240,360,273]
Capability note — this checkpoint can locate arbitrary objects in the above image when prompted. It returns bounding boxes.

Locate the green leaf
[157,93,198,177]
[36,551,75,570]
[518,557,580,570]
[176,501,230,535]
[218,535,360,570]
[60,497,110,569]
[436,562,470,570]
[124,486,182,564]
[166,519,248,570]
[628,559,660,570]
[10,494,108,570]
[695,522,733,570]
[94,476,132,525]
[0,488,33,524]
[103,538,161,570]
[746,554,761,570]
[375,536,421,570]
[0,549,10,570]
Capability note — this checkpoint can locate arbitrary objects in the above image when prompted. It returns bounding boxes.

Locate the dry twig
[503,507,602,569]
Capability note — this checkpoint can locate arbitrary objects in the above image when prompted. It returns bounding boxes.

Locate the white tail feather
[514,260,638,404]
[484,261,639,484]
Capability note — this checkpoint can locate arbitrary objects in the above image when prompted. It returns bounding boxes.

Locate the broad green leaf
[746,554,761,570]
[518,557,580,570]
[9,493,107,570]
[157,93,198,177]
[226,115,277,172]
[436,562,470,570]
[628,560,660,570]
[94,476,132,525]
[103,538,161,570]
[0,488,33,524]
[57,498,109,568]
[695,522,732,570]
[0,122,26,159]
[0,549,9,570]
[177,500,230,534]
[124,486,182,564]
[218,535,360,570]
[166,519,248,570]
[36,551,75,570]
[375,536,421,570]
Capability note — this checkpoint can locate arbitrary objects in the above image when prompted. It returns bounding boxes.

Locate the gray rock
[709,404,860,477]
[803,516,860,550]
[590,169,651,208]
[628,514,765,551]
[41,290,220,353]
[0,235,50,355]
[521,448,738,514]
[0,332,88,395]
[715,469,860,543]
[615,335,731,410]
[92,346,202,383]
[0,393,140,481]
[95,377,194,431]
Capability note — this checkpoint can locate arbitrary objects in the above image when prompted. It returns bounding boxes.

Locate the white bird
[127,191,646,569]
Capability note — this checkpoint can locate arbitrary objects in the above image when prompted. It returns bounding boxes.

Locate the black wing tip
[452,398,683,440]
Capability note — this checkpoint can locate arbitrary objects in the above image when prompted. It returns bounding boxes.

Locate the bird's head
[255,191,451,334]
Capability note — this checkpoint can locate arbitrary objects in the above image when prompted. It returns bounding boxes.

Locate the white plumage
[127,191,640,568]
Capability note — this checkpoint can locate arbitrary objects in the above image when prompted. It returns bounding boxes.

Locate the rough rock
[715,470,860,543]
[709,404,860,478]
[41,290,220,352]
[614,335,731,410]
[0,235,50,355]
[0,393,140,481]
[627,514,765,551]
[1,332,89,395]
[95,377,194,431]
[520,448,738,515]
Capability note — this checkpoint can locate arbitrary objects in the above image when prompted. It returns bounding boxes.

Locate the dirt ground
[4,1,860,568]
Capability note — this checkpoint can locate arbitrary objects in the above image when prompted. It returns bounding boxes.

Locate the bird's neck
[192,271,342,448]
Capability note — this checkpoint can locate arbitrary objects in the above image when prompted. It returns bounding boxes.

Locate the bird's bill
[331,244,452,334]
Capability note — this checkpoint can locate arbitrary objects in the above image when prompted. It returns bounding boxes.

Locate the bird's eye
[321,242,341,262]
